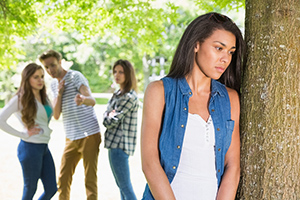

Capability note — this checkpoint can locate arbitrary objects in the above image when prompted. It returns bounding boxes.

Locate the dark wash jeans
[17,140,57,200]
[108,148,137,200]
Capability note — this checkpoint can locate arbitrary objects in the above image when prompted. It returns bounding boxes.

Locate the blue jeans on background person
[17,140,57,200]
[108,148,137,200]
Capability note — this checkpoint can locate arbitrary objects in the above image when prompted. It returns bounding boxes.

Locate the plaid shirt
[103,89,139,156]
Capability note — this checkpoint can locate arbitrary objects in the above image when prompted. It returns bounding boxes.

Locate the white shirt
[0,95,53,144]
[171,113,218,200]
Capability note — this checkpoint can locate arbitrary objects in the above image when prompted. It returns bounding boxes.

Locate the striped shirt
[51,70,100,140]
[103,89,139,156]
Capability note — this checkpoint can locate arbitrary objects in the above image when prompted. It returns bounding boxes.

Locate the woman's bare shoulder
[145,80,164,96]
[143,80,165,109]
[226,87,240,119]
[226,87,239,104]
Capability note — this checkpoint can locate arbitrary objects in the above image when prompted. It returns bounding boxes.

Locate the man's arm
[74,84,96,107]
[52,80,64,120]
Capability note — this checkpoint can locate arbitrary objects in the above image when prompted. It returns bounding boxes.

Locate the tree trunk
[237,0,300,199]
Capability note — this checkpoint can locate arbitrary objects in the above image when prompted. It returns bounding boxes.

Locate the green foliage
[152,8,197,75]
[0,67,17,102]
[1,0,245,97]
[1,0,179,69]
[38,0,179,56]
[0,0,43,68]
[1,0,181,94]
[195,0,245,12]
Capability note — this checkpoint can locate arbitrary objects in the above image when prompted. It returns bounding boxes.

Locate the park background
[0,0,244,199]
[0,0,245,103]
[1,0,300,199]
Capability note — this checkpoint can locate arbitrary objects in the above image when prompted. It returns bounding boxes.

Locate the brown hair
[17,63,48,129]
[113,59,137,95]
[39,49,62,62]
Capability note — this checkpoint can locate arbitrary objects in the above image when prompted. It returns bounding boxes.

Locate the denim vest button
[217,128,220,131]
[184,107,187,111]
[218,169,221,172]
[181,125,184,128]
[218,148,221,151]
[173,166,176,169]
[212,109,215,112]
[177,145,180,149]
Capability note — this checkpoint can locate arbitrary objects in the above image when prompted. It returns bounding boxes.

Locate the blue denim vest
[142,77,235,199]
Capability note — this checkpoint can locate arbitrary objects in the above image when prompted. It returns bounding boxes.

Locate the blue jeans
[108,148,137,200]
[17,140,57,200]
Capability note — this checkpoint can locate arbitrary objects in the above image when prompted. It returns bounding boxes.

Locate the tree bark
[237,0,300,199]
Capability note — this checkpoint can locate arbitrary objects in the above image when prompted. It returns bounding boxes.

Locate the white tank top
[171,113,218,200]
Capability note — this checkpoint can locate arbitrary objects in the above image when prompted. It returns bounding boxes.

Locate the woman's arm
[103,94,137,129]
[0,96,31,138]
[216,88,241,200]
[141,80,176,200]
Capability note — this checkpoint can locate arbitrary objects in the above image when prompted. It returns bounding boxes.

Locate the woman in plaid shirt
[103,59,139,200]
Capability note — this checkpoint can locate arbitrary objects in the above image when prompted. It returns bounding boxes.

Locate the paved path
[0,105,146,200]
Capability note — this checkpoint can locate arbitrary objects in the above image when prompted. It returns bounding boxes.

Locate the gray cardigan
[0,95,53,144]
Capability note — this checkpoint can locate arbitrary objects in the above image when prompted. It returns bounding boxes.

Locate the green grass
[96,98,143,105]
[0,100,4,108]
[0,98,113,108]
[95,98,109,105]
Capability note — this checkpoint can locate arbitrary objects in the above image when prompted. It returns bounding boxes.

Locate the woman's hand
[58,80,65,96]
[108,110,117,118]
[27,125,42,137]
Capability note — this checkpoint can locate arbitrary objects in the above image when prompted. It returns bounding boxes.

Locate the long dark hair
[17,63,48,129]
[113,59,137,95]
[167,12,245,92]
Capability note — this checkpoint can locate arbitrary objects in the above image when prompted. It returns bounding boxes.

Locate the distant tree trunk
[237,0,300,199]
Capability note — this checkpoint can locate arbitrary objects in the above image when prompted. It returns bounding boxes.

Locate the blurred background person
[39,50,101,200]
[0,63,57,200]
[103,59,139,200]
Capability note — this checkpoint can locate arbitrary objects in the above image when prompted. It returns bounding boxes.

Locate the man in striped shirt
[39,50,101,200]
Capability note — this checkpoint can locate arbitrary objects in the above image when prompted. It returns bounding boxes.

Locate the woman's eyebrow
[213,41,236,49]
